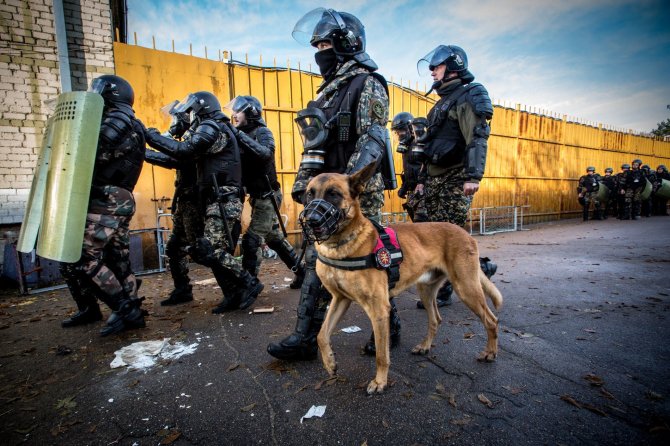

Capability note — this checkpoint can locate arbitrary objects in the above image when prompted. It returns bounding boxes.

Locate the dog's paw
[366,379,387,394]
[411,345,431,355]
[477,350,497,362]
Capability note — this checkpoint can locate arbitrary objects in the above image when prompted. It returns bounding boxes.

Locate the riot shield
[656,178,670,200]
[595,182,609,203]
[640,178,653,200]
[27,92,104,262]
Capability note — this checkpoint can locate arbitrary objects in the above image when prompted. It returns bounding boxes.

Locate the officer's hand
[463,181,480,196]
[414,184,424,195]
[398,187,407,199]
[145,127,161,140]
[291,188,306,205]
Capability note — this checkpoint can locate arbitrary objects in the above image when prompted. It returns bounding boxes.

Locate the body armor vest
[424,83,476,168]
[401,142,423,190]
[93,118,145,191]
[193,120,241,196]
[627,169,644,189]
[241,125,279,198]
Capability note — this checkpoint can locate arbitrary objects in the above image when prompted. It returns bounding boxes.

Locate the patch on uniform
[371,100,385,119]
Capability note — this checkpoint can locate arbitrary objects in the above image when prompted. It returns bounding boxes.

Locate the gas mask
[299,198,345,242]
[295,107,330,171]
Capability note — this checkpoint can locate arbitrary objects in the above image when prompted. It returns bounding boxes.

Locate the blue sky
[128,0,670,133]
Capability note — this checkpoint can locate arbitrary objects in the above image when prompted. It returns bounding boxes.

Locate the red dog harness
[316,220,404,290]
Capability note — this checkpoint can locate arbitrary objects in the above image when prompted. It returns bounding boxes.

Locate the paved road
[0,217,669,445]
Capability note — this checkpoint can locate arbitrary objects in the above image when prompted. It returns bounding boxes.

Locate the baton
[264,175,288,238]
[211,174,235,253]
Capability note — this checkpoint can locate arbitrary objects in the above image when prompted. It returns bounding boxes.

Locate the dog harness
[316,220,404,290]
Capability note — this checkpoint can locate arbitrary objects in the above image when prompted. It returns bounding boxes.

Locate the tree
[651,104,670,137]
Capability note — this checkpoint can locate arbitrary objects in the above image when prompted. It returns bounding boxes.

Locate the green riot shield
[17,116,55,254]
[34,92,104,262]
[640,178,653,200]
[656,179,670,200]
[595,182,609,203]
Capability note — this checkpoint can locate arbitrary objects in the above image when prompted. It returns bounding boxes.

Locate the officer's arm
[144,148,178,170]
[237,127,273,161]
[457,85,493,182]
[145,120,219,159]
[345,76,389,175]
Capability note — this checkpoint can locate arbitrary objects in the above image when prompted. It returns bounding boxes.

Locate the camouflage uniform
[652,166,670,216]
[600,173,618,218]
[618,168,644,219]
[424,167,472,226]
[577,173,601,221]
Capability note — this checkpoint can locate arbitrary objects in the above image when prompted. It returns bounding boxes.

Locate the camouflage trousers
[248,191,285,245]
[202,197,245,278]
[404,191,429,222]
[64,186,138,309]
[358,172,385,223]
[582,191,601,217]
[166,196,204,289]
[620,187,642,219]
[424,167,472,226]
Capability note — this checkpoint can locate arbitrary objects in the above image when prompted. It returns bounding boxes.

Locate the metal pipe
[52,0,71,92]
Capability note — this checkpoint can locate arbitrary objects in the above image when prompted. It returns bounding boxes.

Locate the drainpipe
[53,0,72,92]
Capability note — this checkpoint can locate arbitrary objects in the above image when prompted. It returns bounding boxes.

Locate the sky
[127,0,670,133]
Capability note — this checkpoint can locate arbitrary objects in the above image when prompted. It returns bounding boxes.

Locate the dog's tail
[480,270,503,310]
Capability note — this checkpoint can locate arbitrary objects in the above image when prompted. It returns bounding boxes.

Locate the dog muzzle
[299,198,344,242]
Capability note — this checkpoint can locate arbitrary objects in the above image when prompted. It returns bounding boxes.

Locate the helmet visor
[293,7,339,47]
[89,78,111,95]
[223,96,251,114]
[160,99,180,118]
[173,94,201,114]
[417,45,452,76]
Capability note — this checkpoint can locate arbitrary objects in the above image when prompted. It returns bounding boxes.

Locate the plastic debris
[341,326,362,333]
[300,405,326,423]
[110,338,198,370]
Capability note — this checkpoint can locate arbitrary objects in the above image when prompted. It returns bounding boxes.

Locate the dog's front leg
[362,300,391,394]
[317,293,351,376]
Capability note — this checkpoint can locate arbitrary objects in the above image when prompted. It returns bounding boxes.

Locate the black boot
[241,232,262,277]
[237,270,265,310]
[267,251,325,361]
[480,257,497,278]
[267,239,305,290]
[61,297,103,327]
[582,206,589,221]
[211,266,242,313]
[364,298,401,355]
[161,284,193,306]
[100,297,146,337]
[417,282,453,309]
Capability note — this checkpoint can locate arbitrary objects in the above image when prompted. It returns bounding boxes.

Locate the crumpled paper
[300,405,326,423]
[110,338,198,370]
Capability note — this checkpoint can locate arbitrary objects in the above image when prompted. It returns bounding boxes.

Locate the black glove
[398,186,407,199]
[145,127,161,141]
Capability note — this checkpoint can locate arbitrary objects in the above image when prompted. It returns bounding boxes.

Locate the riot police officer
[60,75,147,336]
[144,91,264,312]
[577,166,601,221]
[641,164,656,217]
[227,95,305,303]
[392,112,428,223]
[267,8,395,361]
[653,164,670,215]
[600,167,618,219]
[616,163,631,219]
[144,110,203,306]
[414,45,497,307]
[621,159,645,220]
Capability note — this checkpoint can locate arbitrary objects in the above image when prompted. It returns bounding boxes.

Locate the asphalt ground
[0,216,669,445]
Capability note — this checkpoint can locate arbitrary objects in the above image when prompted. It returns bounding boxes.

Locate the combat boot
[582,206,589,221]
[61,300,103,327]
[417,282,453,309]
[100,297,146,337]
[241,232,262,277]
[267,239,305,289]
[267,268,325,361]
[211,266,242,313]
[480,257,497,278]
[237,271,265,310]
[363,298,401,355]
[160,284,194,306]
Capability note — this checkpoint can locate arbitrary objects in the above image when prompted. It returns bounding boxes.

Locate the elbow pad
[238,130,272,161]
[189,120,220,152]
[99,109,133,147]
[347,123,385,175]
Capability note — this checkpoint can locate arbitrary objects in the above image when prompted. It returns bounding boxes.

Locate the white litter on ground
[341,326,362,333]
[110,338,199,370]
[194,278,217,286]
[300,405,326,423]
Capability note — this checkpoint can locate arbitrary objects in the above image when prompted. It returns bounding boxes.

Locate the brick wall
[0,0,115,225]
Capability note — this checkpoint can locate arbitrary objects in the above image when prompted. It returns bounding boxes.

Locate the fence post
[514,103,521,208]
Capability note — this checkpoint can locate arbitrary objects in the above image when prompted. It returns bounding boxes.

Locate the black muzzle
[299,198,344,242]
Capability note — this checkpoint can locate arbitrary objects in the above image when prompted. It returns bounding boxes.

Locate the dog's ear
[348,161,377,198]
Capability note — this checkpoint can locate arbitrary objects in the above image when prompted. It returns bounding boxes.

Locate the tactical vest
[194,119,242,194]
[401,144,423,190]
[626,169,644,189]
[241,125,279,198]
[309,72,387,173]
[93,118,145,191]
[424,83,478,168]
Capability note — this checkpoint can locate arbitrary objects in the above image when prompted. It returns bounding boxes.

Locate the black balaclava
[315,48,339,81]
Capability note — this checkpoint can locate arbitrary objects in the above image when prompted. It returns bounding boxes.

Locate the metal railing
[468,205,530,235]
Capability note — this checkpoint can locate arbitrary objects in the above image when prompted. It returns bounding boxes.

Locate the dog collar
[316,220,404,290]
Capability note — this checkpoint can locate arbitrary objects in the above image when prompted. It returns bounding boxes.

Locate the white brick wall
[0,0,115,224]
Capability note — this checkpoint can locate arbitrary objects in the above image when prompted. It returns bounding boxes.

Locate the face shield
[224,96,250,114]
[174,94,203,115]
[417,45,455,76]
[293,8,338,47]
[88,78,112,95]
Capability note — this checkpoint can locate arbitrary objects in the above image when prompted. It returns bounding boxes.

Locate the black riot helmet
[631,159,642,169]
[174,91,221,119]
[391,112,414,148]
[89,74,134,113]
[621,163,631,170]
[604,167,613,174]
[658,164,668,172]
[586,166,595,173]
[293,8,365,56]
[225,95,263,121]
[417,45,468,76]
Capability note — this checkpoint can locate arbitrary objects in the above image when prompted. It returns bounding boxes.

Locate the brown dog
[300,162,503,394]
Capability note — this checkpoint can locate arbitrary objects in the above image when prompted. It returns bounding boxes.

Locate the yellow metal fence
[115,42,670,243]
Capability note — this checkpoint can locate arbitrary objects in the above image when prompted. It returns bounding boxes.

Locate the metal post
[53,0,72,93]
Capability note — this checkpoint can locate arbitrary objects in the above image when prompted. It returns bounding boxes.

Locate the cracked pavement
[0,217,669,445]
